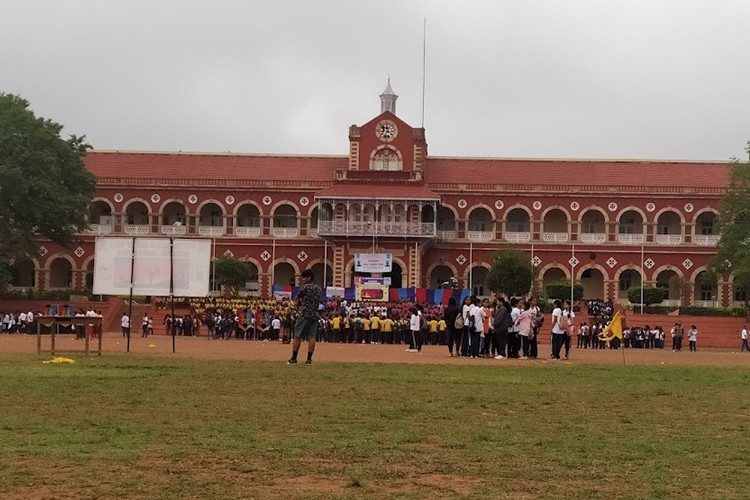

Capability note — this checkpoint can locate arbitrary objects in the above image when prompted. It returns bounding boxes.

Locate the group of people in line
[2,308,103,339]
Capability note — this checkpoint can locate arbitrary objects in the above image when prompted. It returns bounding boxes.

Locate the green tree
[544,280,584,302]
[0,94,96,283]
[627,286,667,305]
[486,249,533,296]
[213,256,254,295]
[707,141,750,304]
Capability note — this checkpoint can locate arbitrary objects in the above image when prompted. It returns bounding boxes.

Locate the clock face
[376,120,397,141]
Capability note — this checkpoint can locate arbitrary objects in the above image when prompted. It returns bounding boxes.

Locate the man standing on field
[287,269,322,365]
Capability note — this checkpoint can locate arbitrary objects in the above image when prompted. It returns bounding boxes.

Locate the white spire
[379,77,398,114]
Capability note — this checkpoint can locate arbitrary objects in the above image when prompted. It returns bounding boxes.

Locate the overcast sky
[2,0,749,161]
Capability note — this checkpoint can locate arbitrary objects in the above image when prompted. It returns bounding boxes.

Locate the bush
[544,281,584,302]
[627,286,667,306]
[679,306,748,317]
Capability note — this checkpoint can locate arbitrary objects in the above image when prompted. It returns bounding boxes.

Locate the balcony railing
[437,230,457,240]
[317,220,435,237]
[234,226,261,238]
[694,234,719,246]
[692,300,716,308]
[84,224,113,235]
[542,232,569,243]
[198,226,225,237]
[123,224,151,235]
[655,234,683,245]
[504,232,531,243]
[617,234,644,245]
[579,233,607,244]
[161,225,187,236]
[272,227,299,238]
[467,230,493,242]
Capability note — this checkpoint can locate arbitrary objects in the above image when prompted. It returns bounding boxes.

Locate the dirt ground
[3,332,750,367]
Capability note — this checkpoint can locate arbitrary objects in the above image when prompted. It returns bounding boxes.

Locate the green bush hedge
[678,306,748,317]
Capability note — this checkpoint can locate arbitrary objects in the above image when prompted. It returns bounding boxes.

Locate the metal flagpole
[211,238,216,294]
[531,242,535,295]
[170,237,176,354]
[469,242,474,288]
[271,238,276,297]
[640,244,645,315]
[570,244,575,306]
[323,239,328,293]
[127,236,135,353]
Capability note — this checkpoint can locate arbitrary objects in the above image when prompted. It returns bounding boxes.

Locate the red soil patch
[3,332,750,367]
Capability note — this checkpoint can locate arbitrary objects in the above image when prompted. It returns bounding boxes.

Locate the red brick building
[9,82,734,306]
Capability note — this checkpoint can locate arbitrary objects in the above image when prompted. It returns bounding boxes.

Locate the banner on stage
[326,286,345,298]
[354,253,392,273]
[355,284,389,302]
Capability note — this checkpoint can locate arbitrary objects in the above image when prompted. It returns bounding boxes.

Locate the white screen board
[93,237,211,297]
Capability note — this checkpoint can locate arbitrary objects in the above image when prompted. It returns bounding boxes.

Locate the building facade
[9,83,735,306]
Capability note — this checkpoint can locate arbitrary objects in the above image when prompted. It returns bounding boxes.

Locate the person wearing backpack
[443,297,461,357]
[551,299,565,360]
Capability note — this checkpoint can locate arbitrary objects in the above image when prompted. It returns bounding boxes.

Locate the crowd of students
[0,295,713,355]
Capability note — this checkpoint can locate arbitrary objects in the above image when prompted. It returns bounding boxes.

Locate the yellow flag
[598,311,623,342]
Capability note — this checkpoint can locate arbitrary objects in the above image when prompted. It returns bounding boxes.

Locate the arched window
[371,148,402,171]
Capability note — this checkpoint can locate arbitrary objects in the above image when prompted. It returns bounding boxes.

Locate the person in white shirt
[562,300,575,359]
[407,306,421,352]
[121,313,130,337]
[460,296,473,358]
[470,297,485,359]
[550,299,565,360]
[688,325,698,352]
[271,316,282,341]
[741,326,748,352]
[25,311,34,334]
[508,298,521,358]
[18,312,27,334]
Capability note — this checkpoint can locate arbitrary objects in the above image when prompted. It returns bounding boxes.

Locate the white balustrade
[161,225,187,236]
[198,226,225,237]
[437,230,457,240]
[316,220,435,237]
[662,299,682,307]
[692,300,715,308]
[617,233,644,245]
[694,234,719,246]
[272,227,299,238]
[504,232,531,243]
[467,230,493,242]
[234,226,261,237]
[85,224,113,235]
[124,224,151,235]
[655,234,683,245]
[542,232,569,243]
[579,233,607,244]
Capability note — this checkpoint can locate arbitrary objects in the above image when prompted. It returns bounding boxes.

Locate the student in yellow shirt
[438,318,447,346]
[370,314,381,344]
[361,316,371,344]
[428,318,439,345]
[343,316,351,343]
[381,316,394,344]
[331,315,341,343]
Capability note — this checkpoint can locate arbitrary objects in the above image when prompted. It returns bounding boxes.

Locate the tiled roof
[84,151,347,181]
[315,184,440,200]
[84,151,730,189]
[423,157,730,188]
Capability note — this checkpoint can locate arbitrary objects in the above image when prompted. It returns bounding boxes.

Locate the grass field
[1,353,749,499]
